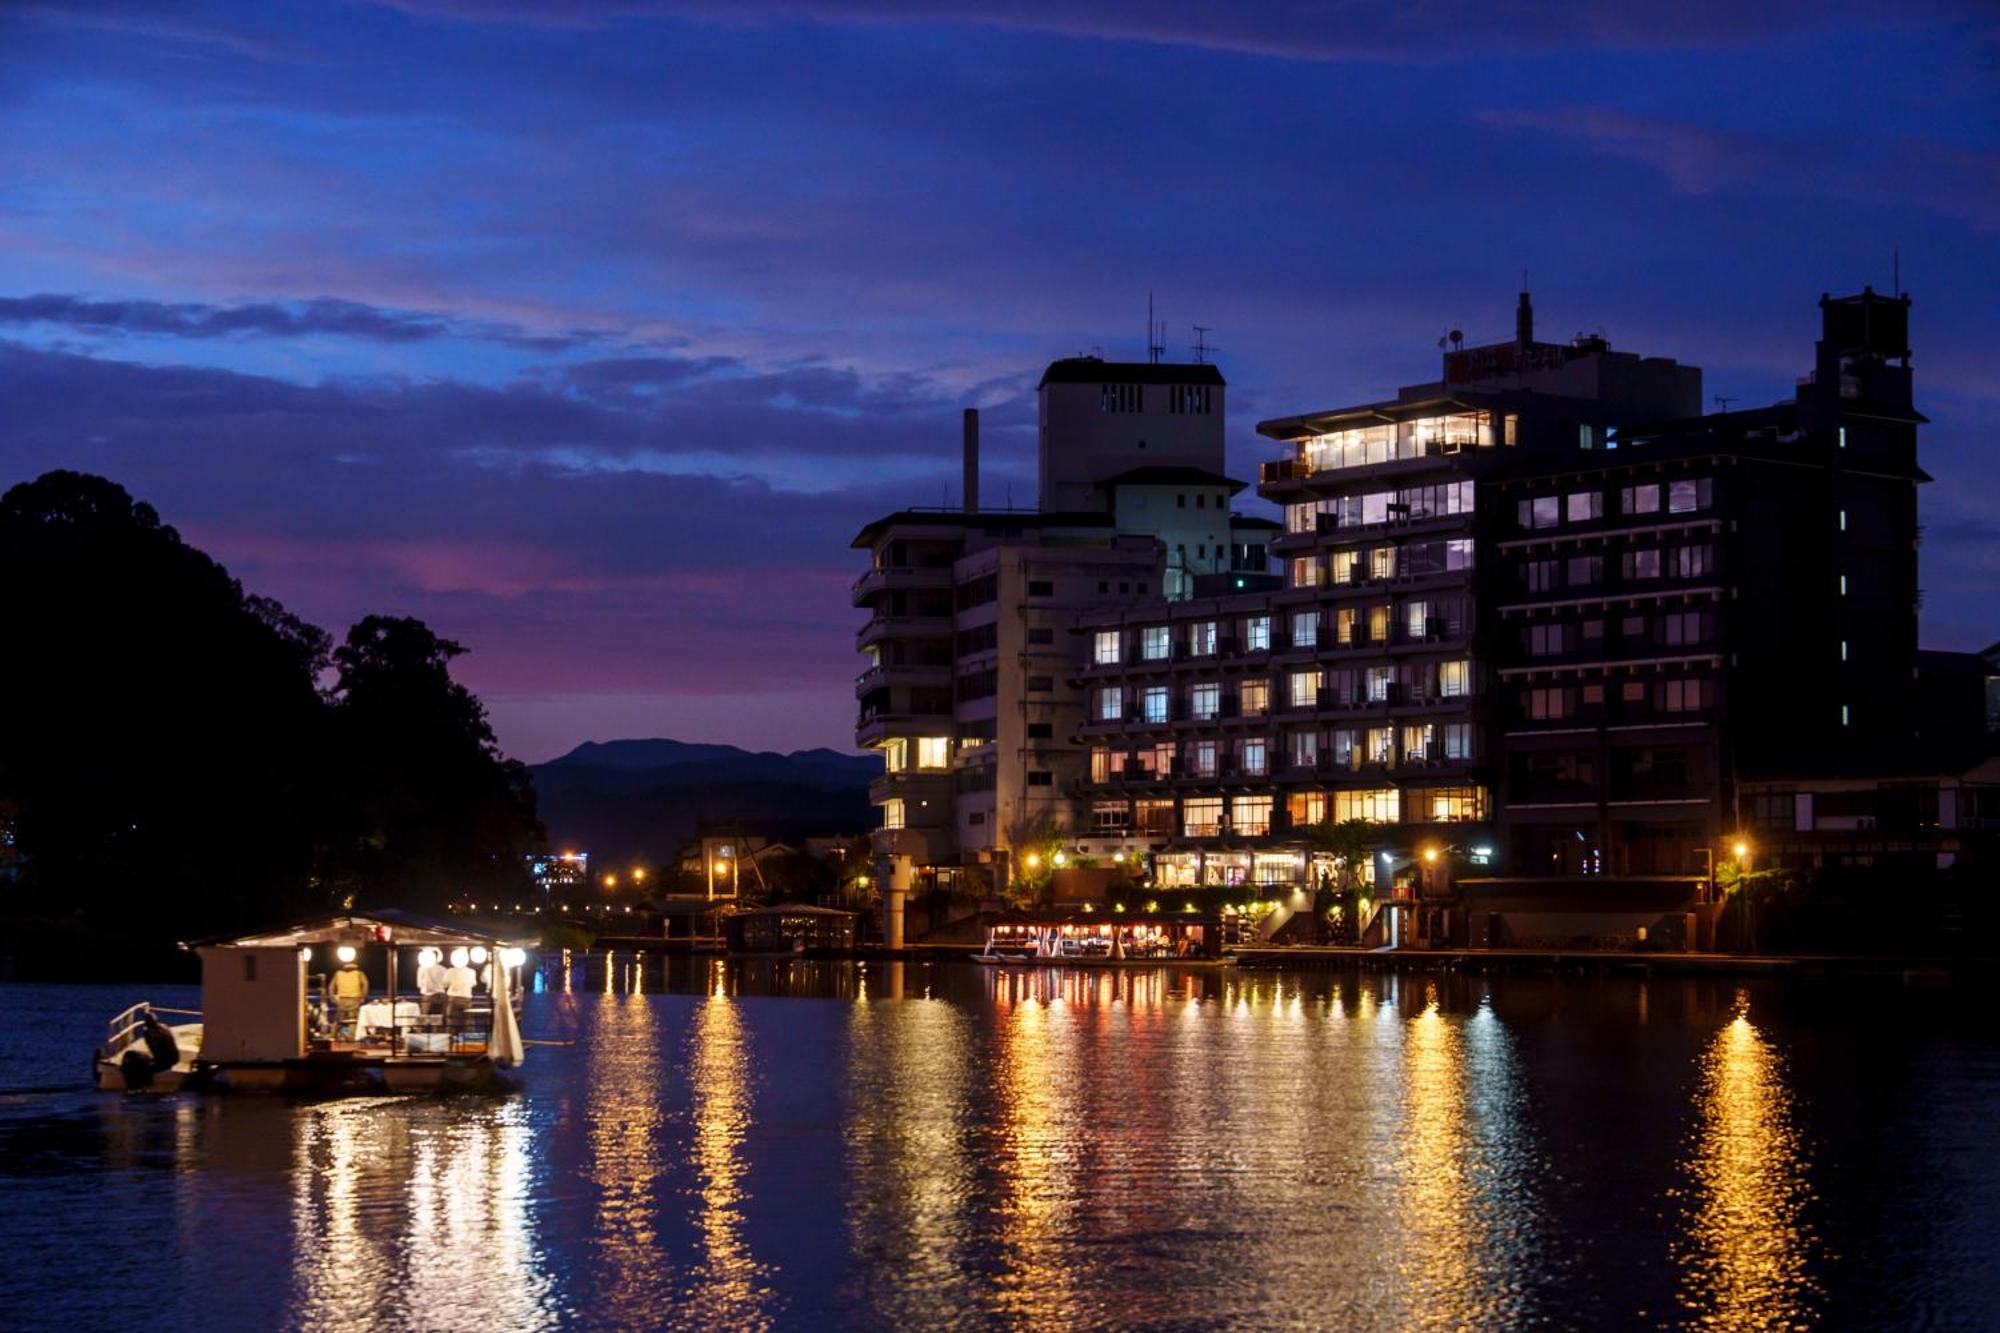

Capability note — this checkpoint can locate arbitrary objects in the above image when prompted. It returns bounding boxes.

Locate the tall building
[856,287,1948,950]
[853,360,1272,941]
[1071,287,1933,947]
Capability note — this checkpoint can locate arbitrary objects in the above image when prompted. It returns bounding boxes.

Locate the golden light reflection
[289,1098,553,1328]
[843,988,976,1325]
[585,985,665,1312]
[677,992,774,1327]
[989,987,1080,1327]
[1677,994,1818,1328]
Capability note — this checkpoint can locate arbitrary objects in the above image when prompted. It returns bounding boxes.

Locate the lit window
[1231,795,1273,837]
[1183,798,1223,837]
[882,799,906,830]
[1289,670,1320,709]
[1290,556,1321,589]
[881,738,908,772]
[1142,687,1170,724]
[1288,790,1327,827]
[1291,610,1319,648]
[1621,484,1661,515]
[1189,621,1218,656]
[1334,787,1400,824]
[1096,687,1124,721]
[1189,741,1218,776]
[1190,683,1221,721]
[1244,615,1271,653]
[1239,679,1270,716]
[1141,626,1171,660]
[1289,730,1318,769]
[1438,661,1472,698]
[1238,738,1268,777]
[915,736,952,769]
[1093,630,1122,665]
[1566,491,1602,523]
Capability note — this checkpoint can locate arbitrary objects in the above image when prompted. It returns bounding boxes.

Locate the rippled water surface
[2,961,1995,1330]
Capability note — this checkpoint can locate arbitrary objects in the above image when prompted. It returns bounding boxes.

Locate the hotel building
[1069,288,1930,946]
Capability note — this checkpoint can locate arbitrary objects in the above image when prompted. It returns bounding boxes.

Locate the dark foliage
[0,471,540,967]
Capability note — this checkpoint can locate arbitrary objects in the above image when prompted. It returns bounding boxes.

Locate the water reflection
[289,1098,553,1329]
[584,986,666,1313]
[1677,992,1818,1328]
[674,987,774,1327]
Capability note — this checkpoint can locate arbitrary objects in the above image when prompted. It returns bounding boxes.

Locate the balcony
[854,706,951,749]
[855,611,954,651]
[868,770,954,807]
[854,660,952,698]
[851,562,954,607]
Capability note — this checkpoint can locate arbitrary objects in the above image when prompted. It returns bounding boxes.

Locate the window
[881,738,908,772]
[1622,549,1662,580]
[1402,723,1433,763]
[1244,615,1271,652]
[1423,787,1487,822]
[1335,788,1400,823]
[1092,801,1130,830]
[1621,484,1661,515]
[1369,546,1396,581]
[1366,726,1395,765]
[1189,741,1218,777]
[1239,679,1270,716]
[1527,623,1565,657]
[1621,680,1645,703]
[915,737,951,768]
[1231,796,1273,837]
[1503,414,1518,446]
[1567,555,1603,587]
[1581,619,1604,641]
[1291,610,1319,648]
[1667,478,1712,513]
[1027,627,1054,645]
[1524,560,1558,593]
[1190,683,1221,721]
[1366,665,1395,703]
[1331,729,1358,769]
[1438,661,1472,697]
[1101,383,1142,413]
[1566,491,1602,523]
[1525,686,1570,720]
[1027,723,1052,740]
[1136,799,1175,834]
[1663,678,1707,713]
[1239,738,1268,777]
[882,799,906,830]
[1661,610,1704,647]
[1093,630,1122,665]
[1026,676,1052,692]
[1141,687,1170,724]
[1581,683,1604,705]
[1289,730,1319,769]
[1196,494,1207,509]
[1027,579,1055,597]
[1095,687,1124,721]
[1290,556,1321,588]
[1441,723,1473,760]
[1333,607,1359,646]
[1367,606,1390,643]
[1669,545,1711,578]
[1189,621,1218,656]
[1090,747,1112,782]
[1289,790,1327,827]
[1518,495,1561,529]
[1183,798,1223,837]
[1141,626,1171,660]
[1289,670,1320,709]
[1027,771,1053,787]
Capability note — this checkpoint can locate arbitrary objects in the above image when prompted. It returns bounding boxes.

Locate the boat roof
[189,908,530,949]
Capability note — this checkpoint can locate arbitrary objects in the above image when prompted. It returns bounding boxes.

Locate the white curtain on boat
[489,957,523,1068]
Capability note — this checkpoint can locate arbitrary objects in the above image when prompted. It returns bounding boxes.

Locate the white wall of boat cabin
[198,946,306,1062]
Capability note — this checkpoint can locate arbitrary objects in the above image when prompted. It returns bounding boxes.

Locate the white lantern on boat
[450,947,469,968]
[335,945,357,964]
[470,946,488,964]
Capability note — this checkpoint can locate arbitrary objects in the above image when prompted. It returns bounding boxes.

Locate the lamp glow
[450,947,469,968]
[470,946,488,964]
[1732,840,1750,858]
[300,946,313,963]
[335,945,356,964]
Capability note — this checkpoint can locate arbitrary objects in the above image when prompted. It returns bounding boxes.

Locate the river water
[0,960,1993,1330]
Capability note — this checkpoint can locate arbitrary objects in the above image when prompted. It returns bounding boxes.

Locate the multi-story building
[853,362,1273,942]
[1070,287,1936,948]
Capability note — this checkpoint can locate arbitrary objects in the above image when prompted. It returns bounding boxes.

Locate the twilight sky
[2,2,1995,761]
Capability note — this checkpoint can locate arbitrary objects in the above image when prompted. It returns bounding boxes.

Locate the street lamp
[631,867,647,885]
[603,873,617,889]
[1025,852,1041,870]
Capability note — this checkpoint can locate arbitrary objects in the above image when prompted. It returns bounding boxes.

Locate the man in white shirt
[443,952,477,1030]
[416,949,449,1018]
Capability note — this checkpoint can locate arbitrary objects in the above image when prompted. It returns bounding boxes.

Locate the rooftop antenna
[1147,291,1165,363]
[1191,325,1215,364]
[1713,394,1736,414]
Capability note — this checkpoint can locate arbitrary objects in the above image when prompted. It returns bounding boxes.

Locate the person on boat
[139,1008,180,1073]
[443,951,477,1031]
[416,948,448,1018]
[330,957,369,1040]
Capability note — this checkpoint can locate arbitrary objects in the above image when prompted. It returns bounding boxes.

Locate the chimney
[962,408,980,514]
[1516,291,1534,346]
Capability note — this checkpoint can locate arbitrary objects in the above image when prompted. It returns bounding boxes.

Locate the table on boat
[356,999,424,1033]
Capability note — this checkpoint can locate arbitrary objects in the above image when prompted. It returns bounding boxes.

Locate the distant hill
[528,738,876,866]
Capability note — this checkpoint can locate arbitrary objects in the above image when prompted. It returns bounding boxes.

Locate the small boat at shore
[96,910,531,1096]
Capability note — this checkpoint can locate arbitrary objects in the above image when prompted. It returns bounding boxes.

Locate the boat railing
[103,1002,203,1063]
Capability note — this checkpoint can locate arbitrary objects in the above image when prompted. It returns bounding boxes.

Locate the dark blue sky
[2,1,1994,759]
